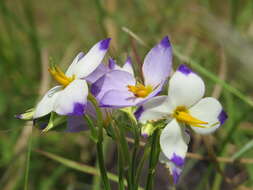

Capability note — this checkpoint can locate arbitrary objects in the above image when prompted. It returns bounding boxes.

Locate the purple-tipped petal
[142,36,172,87]
[177,64,193,75]
[160,120,189,168]
[99,38,111,50]
[71,38,111,78]
[168,66,205,108]
[190,97,224,134]
[218,110,228,125]
[160,36,171,48]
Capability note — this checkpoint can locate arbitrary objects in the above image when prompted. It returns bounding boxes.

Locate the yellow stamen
[48,66,75,87]
[173,106,208,128]
[127,83,153,98]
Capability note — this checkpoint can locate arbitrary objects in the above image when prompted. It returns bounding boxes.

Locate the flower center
[127,83,153,98]
[48,66,75,87]
[173,106,208,128]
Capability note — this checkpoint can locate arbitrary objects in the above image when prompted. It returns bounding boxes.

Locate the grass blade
[232,139,253,161]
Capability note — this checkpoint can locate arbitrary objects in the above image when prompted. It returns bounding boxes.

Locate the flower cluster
[17,36,227,185]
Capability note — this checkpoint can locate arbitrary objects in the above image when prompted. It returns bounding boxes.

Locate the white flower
[33,38,111,118]
[139,64,227,183]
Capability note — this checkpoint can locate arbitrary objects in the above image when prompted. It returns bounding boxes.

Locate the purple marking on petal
[134,106,144,120]
[171,153,185,167]
[160,36,171,48]
[172,168,180,184]
[218,110,228,125]
[99,38,111,50]
[68,103,85,116]
[108,58,116,69]
[177,64,192,75]
[91,76,106,97]
[77,52,85,61]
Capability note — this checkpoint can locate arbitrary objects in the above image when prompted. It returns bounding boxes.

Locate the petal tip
[160,36,171,48]
[99,38,111,50]
[171,153,185,167]
[77,52,85,61]
[177,64,192,75]
[108,58,116,69]
[218,110,228,125]
[125,56,132,64]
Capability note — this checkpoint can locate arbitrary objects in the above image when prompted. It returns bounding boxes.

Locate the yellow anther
[127,83,153,98]
[48,66,75,87]
[173,106,208,128]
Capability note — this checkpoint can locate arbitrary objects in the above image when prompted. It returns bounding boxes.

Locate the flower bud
[141,122,155,138]
[15,108,34,120]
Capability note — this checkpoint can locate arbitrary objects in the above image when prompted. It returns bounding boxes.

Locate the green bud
[15,108,34,120]
[141,122,156,138]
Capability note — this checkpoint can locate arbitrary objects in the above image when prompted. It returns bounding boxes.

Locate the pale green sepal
[42,112,66,133]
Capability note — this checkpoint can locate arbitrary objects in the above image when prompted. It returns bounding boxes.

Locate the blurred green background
[1,0,253,189]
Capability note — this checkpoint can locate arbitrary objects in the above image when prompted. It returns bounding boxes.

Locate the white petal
[160,120,189,165]
[168,65,205,108]
[189,97,227,134]
[72,38,111,78]
[54,79,88,116]
[65,52,85,77]
[139,96,173,123]
[33,86,62,119]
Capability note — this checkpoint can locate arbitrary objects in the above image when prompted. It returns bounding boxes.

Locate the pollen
[173,106,208,128]
[127,83,153,98]
[48,66,75,87]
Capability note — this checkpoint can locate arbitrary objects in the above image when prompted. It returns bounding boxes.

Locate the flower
[33,38,111,119]
[138,64,228,184]
[91,36,172,108]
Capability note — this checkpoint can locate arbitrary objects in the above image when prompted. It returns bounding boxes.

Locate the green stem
[96,141,111,190]
[88,94,111,190]
[145,130,160,190]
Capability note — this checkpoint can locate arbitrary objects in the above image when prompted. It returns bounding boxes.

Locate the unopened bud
[15,108,34,120]
[141,122,155,138]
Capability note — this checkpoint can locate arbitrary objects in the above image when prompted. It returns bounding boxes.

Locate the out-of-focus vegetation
[1,0,253,189]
